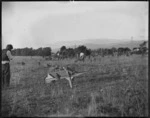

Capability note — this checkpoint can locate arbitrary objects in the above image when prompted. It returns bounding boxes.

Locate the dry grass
[1,55,148,117]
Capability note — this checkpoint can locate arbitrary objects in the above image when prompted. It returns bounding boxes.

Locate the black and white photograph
[2,1,148,117]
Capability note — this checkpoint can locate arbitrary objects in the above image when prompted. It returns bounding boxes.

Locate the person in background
[2,44,13,88]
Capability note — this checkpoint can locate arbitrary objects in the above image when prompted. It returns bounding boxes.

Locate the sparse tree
[139,41,148,56]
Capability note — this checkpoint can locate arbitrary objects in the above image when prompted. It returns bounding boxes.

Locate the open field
[1,55,148,117]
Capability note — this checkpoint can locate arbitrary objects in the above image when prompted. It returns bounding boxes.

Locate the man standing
[2,44,13,88]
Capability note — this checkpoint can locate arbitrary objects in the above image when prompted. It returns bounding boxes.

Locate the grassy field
[1,55,148,117]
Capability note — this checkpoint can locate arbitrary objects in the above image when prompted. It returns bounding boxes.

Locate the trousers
[2,63,10,87]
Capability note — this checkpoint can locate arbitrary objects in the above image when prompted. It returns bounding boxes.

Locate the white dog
[45,66,87,88]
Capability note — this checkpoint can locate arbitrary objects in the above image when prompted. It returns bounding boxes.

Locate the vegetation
[2,41,148,59]
[1,54,148,117]
[9,47,52,57]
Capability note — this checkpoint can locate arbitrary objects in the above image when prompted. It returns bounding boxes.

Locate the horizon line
[2,39,147,51]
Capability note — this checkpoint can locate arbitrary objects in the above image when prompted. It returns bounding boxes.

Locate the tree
[139,41,148,56]
[111,47,117,52]
[43,47,52,56]
[66,48,75,58]
[28,48,33,57]
[85,49,91,56]
[16,49,21,56]
[37,47,43,56]
[76,45,87,53]
[60,46,66,52]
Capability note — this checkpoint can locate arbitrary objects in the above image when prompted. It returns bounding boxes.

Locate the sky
[2,1,148,49]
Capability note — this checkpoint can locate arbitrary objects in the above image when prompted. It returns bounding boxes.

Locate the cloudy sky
[2,1,148,49]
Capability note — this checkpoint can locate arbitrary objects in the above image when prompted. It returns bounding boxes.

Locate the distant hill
[84,40,147,50]
[111,40,147,49]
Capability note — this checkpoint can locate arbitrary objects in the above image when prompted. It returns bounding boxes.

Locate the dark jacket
[2,49,10,61]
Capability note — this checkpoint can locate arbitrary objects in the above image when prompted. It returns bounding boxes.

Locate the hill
[111,40,147,49]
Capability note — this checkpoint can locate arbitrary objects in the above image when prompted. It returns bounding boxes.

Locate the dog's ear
[49,73,55,78]
[56,73,61,79]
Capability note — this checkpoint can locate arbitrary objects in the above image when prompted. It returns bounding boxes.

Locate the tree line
[57,45,91,59]
[9,47,52,57]
[2,41,148,57]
